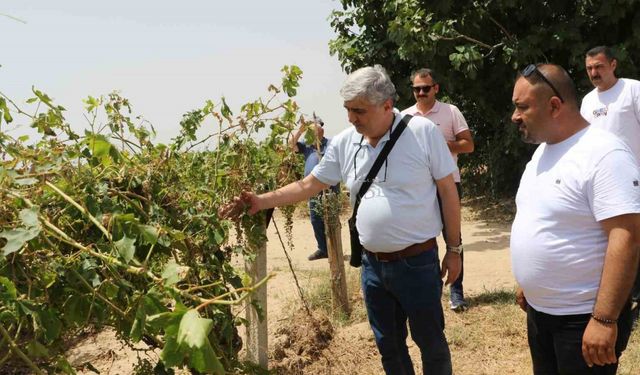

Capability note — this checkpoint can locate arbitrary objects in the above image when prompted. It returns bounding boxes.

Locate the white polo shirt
[312,110,456,253]
[401,101,470,182]
[581,78,640,161]
[511,127,640,315]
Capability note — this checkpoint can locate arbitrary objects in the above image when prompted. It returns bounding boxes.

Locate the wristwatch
[446,244,463,254]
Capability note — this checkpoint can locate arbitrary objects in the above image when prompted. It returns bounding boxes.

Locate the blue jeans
[362,248,452,375]
[527,304,633,375]
[437,182,464,302]
[309,196,327,254]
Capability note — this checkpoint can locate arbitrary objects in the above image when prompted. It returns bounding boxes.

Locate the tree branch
[489,15,515,41]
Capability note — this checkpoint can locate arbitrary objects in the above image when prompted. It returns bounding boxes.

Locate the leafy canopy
[329,0,640,196]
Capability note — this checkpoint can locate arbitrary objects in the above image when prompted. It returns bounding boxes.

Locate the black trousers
[527,303,633,375]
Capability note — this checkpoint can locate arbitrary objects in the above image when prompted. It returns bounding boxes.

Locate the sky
[1,1,348,144]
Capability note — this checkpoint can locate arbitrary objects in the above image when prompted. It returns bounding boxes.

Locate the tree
[329,0,640,196]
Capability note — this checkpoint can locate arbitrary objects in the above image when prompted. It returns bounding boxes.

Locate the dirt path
[264,207,514,323]
[264,207,517,374]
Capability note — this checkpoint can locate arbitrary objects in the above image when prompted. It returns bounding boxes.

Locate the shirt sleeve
[589,149,640,221]
[450,105,470,135]
[633,82,640,125]
[426,123,457,180]
[311,138,342,186]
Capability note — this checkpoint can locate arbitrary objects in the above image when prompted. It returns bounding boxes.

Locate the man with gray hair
[220,65,462,374]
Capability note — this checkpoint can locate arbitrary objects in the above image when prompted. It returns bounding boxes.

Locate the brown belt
[364,238,437,262]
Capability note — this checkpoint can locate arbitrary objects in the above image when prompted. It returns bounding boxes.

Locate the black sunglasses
[521,64,564,103]
[412,85,436,94]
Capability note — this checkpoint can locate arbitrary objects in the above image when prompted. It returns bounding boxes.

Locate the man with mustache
[402,68,474,312]
[511,63,640,374]
[581,46,640,320]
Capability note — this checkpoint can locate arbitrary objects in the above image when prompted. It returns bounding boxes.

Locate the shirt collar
[411,100,441,116]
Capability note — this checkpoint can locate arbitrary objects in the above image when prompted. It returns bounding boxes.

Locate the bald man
[510,63,640,374]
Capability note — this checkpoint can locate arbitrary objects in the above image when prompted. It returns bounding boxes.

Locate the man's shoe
[308,250,328,261]
[450,298,468,312]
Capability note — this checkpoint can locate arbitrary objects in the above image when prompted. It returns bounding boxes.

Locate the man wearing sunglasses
[580,46,640,321]
[511,63,640,374]
[402,68,474,312]
[221,65,462,374]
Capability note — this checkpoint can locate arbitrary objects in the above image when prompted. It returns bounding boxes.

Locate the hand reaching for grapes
[218,191,263,219]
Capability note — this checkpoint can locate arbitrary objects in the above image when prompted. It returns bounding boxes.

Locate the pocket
[400,250,437,269]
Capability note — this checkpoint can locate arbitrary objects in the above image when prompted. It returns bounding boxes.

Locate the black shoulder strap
[350,114,412,221]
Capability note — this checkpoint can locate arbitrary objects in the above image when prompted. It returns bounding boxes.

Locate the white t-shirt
[401,101,470,182]
[511,127,640,315]
[581,78,640,161]
[312,110,456,253]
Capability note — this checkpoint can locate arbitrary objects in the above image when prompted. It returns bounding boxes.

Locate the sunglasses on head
[412,84,436,94]
[521,64,564,103]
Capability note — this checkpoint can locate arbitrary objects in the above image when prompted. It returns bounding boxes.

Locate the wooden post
[325,194,351,316]
[245,224,268,369]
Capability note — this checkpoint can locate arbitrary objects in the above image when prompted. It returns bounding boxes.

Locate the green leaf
[161,260,189,286]
[220,97,233,120]
[160,321,182,367]
[38,308,62,343]
[26,340,49,358]
[101,281,119,300]
[138,224,159,245]
[0,226,41,256]
[158,233,172,247]
[86,134,120,166]
[131,292,167,341]
[55,357,77,374]
[13,177,38,186]
[176,309,224,373]
[177,309,212,349]
[20,207,40,227]
[189,345,225,374]
[157,307,187,367]
[63,295,90,325]
[241,272,252,288]
[114,235,136,263]
[2,109,12,123]
[130,302,146,342]
[213,227,225,245]
[0,276,17,301]
[89,136,112,158]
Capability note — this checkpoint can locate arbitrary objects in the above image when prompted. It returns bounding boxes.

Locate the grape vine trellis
[0,66,306,374]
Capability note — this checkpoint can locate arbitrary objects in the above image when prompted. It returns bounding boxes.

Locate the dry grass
[276,269,640,374]
[463,195,516,223]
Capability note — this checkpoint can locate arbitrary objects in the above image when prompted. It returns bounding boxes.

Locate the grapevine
[0,66,304,373]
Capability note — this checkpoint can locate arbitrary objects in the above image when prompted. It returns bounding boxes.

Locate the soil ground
[61,204,640,374]
[264,206,516,374]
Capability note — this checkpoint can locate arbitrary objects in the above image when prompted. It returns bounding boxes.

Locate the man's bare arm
[447,129,474,154]
[219,174,329,218]
[582,213,640,367]
[435,174,461,246]
[435,174,462,284]
[288,124,306,153]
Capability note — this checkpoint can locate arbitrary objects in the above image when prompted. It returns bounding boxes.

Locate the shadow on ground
[466,288,515,307]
